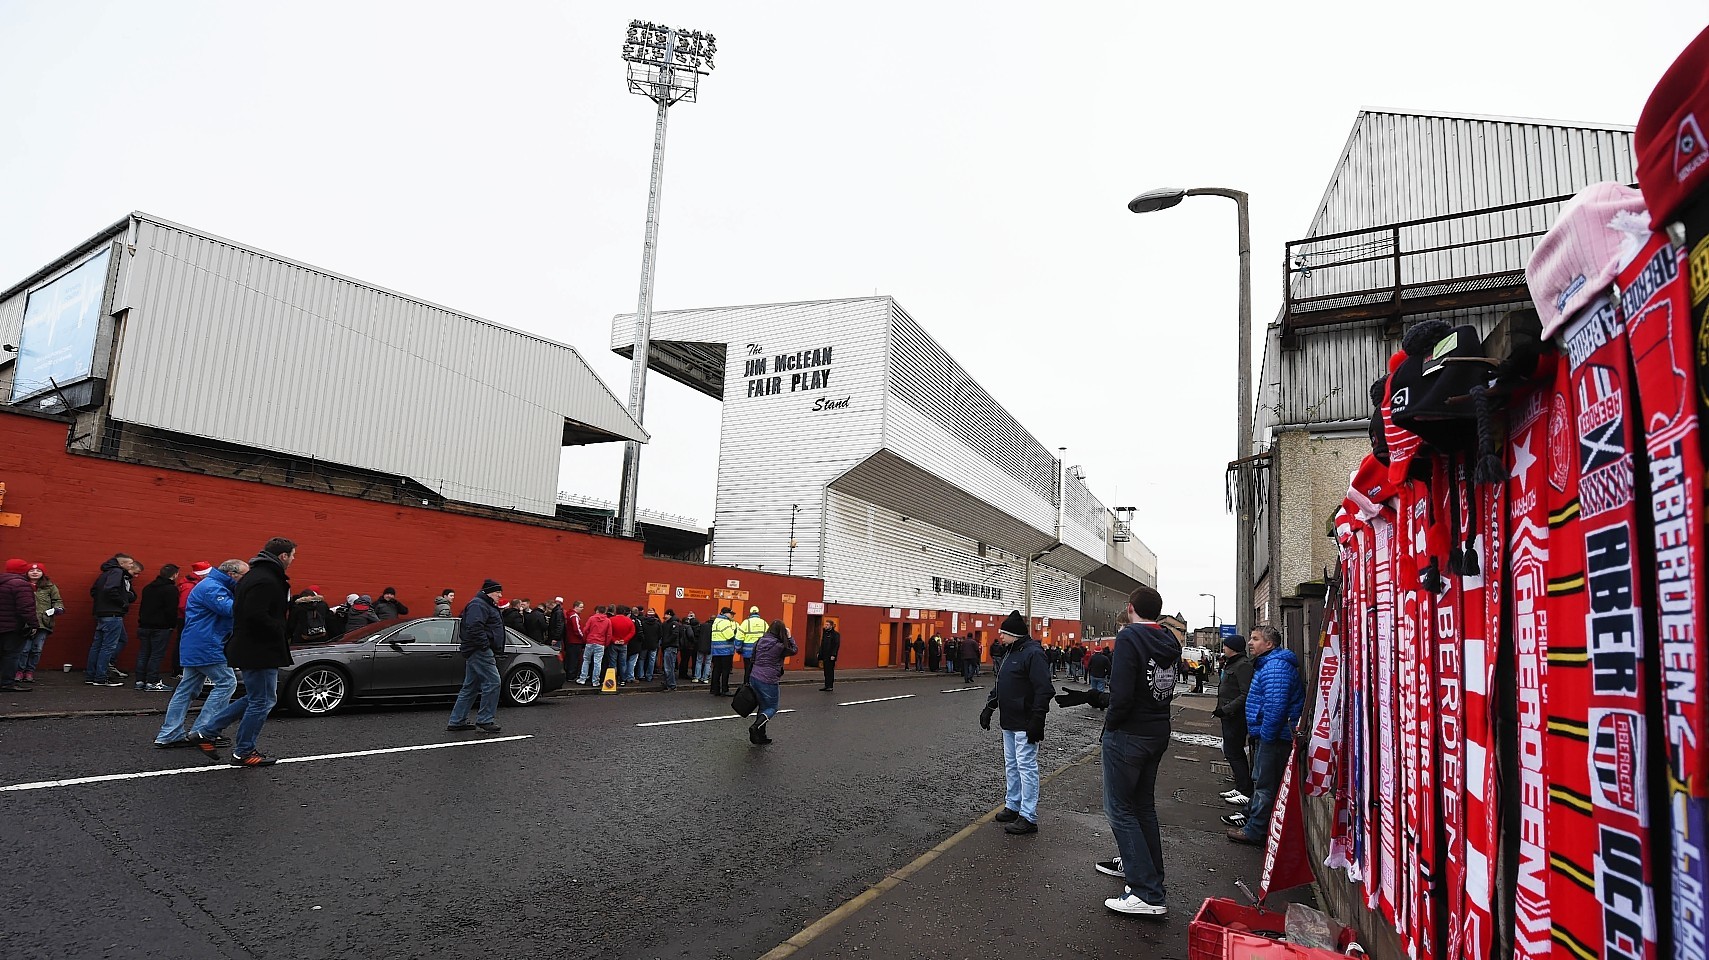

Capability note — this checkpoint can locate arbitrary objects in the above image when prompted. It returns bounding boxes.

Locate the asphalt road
[0,675,1104,960]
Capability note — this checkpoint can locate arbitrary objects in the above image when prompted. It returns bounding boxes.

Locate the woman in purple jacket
[747,620,797,745]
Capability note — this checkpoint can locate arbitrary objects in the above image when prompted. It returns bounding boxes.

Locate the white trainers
[1224,792,1251,806]
[1095,857,1123,877]
[1105,888,1167,916]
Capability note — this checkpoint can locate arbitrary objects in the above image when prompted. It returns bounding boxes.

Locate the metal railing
[1281,190,1585,332]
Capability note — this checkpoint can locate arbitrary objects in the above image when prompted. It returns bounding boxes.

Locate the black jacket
[1105,621,1181,736]
[287,595,333,644]
[373,597,409,620]
[522,608,548,644]
[547,606,567,644]
[138,576,181,629]
[639,614,663,650]
[1215,651,1254,725]
[503,607,525,633]
[819,627,841,660]
[696,618,714,655]
[1088,649,1111,679]
[660,617,683,649]
[226,551,294,669]
[460,593,505,656]
[984,636,1053,733]
[89,558,135,618]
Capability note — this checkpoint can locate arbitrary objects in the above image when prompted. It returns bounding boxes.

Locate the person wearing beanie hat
[980,610,1053,836]
[1097,586,1182,917]
[1214,632,1256,808]
[0,559,36,692]
[373,587,409,622]
[448,579,506,733]
[17,563,64,684]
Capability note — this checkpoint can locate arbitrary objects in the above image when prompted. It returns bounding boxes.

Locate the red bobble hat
[4,558,29,574]
[1636,24,1709,226]
[189,561,213,578]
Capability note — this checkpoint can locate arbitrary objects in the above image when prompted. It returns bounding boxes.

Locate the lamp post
[615,19,718,538]
[1129,187,1253,639]
[1198,592,1219,635]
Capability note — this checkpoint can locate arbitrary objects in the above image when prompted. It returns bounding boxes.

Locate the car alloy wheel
[506,665,543,706]
[292,666,348,716]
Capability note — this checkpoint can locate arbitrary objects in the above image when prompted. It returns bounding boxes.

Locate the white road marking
[939,687,982,694]
[838,695,916,706]
[0,735,535,794]
[636,709,796,728]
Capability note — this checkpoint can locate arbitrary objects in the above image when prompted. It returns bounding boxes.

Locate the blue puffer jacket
[1246,647,1305,742]
[179,569,237,668]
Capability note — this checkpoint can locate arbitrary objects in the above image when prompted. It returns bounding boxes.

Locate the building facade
[612,296,1158,659]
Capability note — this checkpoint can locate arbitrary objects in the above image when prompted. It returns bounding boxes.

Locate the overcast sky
[2,1,1701,629]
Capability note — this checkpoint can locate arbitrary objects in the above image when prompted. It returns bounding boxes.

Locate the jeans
[135,627,173,684]
[449,649,501,725]
[661,648,678,688]
[1221,719,1254,796]
[157,664,237,743]
[19,629,48,676]
[627,650,642,681]
[200,667,279,756]
[962,659,977,683]
[1242,738,1292,840]
[1102,728,1170,904]
[1001,729,1041,823]
[578,643,605,684]
[711,654,734,694]
[753,679,780,718]
[1089,676,1108,694]
[86,617,127,681]
[611,645,630,682]
[695,652,710,681]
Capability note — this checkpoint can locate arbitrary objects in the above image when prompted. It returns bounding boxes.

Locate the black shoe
[153,738,189,749]
[446,722,477,732]
[819,687,832,691]
[186,732,223,760]
[1004,818,1038,835]
[230,751,278,767]
[994,807,1020,823]
[477,722,502,733]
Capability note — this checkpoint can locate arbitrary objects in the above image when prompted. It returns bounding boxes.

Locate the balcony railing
[1281,190,1583,333]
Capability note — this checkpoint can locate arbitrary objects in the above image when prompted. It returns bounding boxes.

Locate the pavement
[1,671,1311,960]
[0,664,960,721]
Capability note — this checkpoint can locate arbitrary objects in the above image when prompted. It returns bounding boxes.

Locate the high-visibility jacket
[736,614,768,655]
[710,615,739,656]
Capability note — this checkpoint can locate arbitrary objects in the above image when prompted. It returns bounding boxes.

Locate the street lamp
[1128,186,1253,639]
[1198,592,1219,634]
[615,19,719,539]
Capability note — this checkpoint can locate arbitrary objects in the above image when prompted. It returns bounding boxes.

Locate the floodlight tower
[616,19,717,538]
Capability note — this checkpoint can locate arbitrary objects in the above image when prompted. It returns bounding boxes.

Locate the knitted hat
[357,594,374,605]
[307,585,322,596]
[27,562,44,575]
[3,558,28,574]
[1223,634,1247,654]
[1526,182,1651,339]
[1636,25,1709,226]
[480,579,503,595]
[382,586,397,596]
[189,561,213,578]
[346,593,360,605]
[999,610,1030,637]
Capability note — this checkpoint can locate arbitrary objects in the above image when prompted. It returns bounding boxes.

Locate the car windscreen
[332,618,402,645]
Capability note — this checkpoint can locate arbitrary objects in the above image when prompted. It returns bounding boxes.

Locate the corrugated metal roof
[91,214,645,516]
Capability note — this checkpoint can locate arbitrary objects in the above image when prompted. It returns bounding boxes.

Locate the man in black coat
[191,538,296,767]
[979,611,1053,835]
[1213,634,1256,805]
[818,623,841,691]
[449,579,506,733]
[522,602,549,645]
[136,565,181,690]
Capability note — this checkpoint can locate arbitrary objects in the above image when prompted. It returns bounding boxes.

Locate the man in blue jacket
[448,579,506,734]
[153,559,247,748]
[1227,625,1304,845]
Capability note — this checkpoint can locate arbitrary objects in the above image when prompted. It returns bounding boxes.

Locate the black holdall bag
[731,682,760,717]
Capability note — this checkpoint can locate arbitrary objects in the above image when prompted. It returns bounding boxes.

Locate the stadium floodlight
[615,19,718,540]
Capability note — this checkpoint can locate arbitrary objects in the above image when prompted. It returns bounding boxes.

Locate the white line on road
[838,695,916,706]
[0,735,535,793]
[636,709,796,728]
[939,687,982,694]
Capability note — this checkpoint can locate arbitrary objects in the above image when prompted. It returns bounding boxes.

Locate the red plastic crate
[1189,898,1292,960]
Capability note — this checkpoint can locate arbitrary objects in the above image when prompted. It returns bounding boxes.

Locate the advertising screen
[9,247,111,402]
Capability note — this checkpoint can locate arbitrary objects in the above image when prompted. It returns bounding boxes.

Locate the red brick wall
[0,411,820,666]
